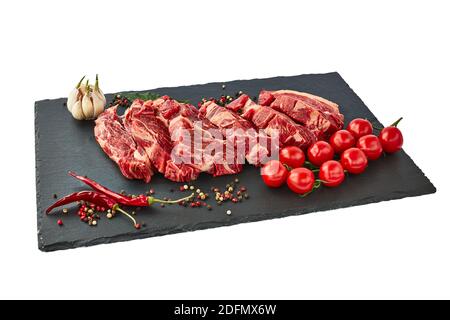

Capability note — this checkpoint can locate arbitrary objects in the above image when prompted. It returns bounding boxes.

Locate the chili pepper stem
[147,193,194,205]
[390,117,403,127]
[113,204,139,228]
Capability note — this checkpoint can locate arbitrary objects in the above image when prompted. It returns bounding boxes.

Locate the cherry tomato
[340,148,368,174]
[356,134,383,160]
[287,168,316,194]
[261,160,289,188]
[347,118,373,139]
[279,146,305,169]
[379,127,403,153]
[319,160,345,187]
[329,130,356,153]
[307,141,335,167]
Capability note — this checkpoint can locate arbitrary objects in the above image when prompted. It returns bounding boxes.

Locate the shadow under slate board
[35,72,436,252]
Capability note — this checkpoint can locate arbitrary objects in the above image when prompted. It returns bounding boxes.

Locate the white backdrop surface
[0,0,448,299]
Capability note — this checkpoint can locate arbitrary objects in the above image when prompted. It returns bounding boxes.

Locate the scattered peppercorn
[62,208,68,214]
[57,219,63,226]
[53,194,58,199]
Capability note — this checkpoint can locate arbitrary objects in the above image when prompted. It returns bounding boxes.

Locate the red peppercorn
[190,203,196,208]
[232,198,238,203]
[135,223,141,230]
[57,219,63,226]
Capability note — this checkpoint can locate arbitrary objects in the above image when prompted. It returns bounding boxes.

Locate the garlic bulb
[92,74,107,116]
[67,76,85,112]
[81,80,95,119]
[71,100,85,120]
[67,74,106,120]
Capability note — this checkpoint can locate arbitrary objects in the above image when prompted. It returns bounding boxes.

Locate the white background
[0,0,449,299]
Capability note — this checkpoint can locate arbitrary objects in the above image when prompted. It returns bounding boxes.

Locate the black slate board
[35,73,436,252]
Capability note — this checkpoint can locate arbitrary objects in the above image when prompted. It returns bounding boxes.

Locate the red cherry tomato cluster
[260,117,404,196]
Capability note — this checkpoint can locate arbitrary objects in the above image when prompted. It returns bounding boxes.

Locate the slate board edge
[34,72,345,104]
[35,100,44,250]
[35,72,437,252]
[38,187,435,252]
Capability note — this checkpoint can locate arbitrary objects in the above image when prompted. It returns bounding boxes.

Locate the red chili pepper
[68,171,193,206]
[46,191,116,214]
[47,190,144,229]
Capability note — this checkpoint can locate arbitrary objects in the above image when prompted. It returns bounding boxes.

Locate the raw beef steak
[94,106,153,182]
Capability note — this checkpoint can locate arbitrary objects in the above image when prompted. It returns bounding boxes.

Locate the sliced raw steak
[199,97,272,165]
[231,96,317,150]
[259,90,344,140]
[123,99,172,175]
[154,97,242,178]
[94,106,153,182]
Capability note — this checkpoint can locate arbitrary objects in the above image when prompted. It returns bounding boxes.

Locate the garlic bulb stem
[77,75,86,89]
